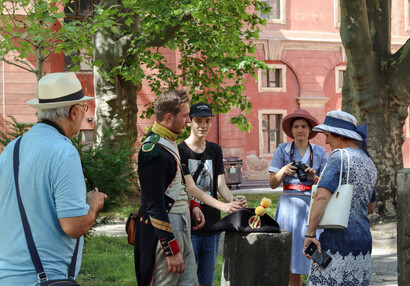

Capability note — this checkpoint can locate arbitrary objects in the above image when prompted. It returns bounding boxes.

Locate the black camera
[291,160,308,182]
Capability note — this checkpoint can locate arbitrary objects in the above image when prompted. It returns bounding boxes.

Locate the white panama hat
[312,110,366,142]
[27,72,94,109]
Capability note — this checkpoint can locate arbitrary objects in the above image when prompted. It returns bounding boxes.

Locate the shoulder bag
[308,148,353,229]
[13,137,80,285]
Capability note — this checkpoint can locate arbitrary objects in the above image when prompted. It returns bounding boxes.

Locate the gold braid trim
[149,216,173,233]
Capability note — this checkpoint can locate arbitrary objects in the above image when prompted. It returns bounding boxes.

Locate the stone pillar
[221,231,291,286]
[396,169,410,286]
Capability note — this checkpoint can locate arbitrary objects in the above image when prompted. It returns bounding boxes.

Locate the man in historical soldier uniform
[134,90,205,286]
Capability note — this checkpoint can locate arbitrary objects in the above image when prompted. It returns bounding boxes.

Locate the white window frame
[334,0,341,28]
[258,109,287,157]
[258,63,286,93]
[259,0,286,24]
[335,66,346,93]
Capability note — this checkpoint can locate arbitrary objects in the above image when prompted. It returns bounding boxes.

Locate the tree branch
[0,57,36,73]
[394,38,410,98]
[366,0,391,56]
[147,12,192,47]
[340,0,377,111]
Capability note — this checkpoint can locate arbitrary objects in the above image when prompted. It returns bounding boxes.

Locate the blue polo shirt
[0,123,89,285]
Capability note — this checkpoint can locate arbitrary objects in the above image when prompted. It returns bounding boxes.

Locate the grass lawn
[77,192,308,285]
[77,235,135,285]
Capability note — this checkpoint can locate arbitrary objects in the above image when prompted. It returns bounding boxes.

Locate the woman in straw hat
[303,110,377,286]
[269,109,328,286]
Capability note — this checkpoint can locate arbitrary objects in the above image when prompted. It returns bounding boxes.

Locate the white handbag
[308,148,353,229]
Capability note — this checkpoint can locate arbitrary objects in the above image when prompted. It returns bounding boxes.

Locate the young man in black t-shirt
[178,103,247,286]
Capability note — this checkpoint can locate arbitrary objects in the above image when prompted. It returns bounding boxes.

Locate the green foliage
[82,0,270,132]
[0,116,33,150]
[0,0,90,78]
[230,114,253,132]
[71,125,138,211]
[1,0,271,133]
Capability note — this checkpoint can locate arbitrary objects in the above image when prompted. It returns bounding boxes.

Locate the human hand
[191,207,205,230]
[222,200,242,213]
[86,189,107,213]
[166,253,185,273]
[303,237,321,259]
[304,166,317,181]
[283,162,297,177]
[232,195,248,208]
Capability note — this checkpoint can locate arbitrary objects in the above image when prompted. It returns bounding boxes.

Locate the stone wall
[221,231,291,286]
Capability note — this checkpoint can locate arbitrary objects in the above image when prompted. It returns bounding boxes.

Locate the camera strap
[192,150,207,183]
[290,142,313,167]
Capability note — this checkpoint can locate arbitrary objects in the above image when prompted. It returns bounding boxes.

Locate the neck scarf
[151,121,178,141]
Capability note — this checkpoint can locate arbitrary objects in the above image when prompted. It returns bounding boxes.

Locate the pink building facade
[1,0,409,180]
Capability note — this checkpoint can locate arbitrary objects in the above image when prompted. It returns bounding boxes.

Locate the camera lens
[296,161,307,182]
[298,171,307,182]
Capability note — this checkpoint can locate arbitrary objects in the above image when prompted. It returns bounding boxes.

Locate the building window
[258,64,286,93]
[258,110,287,156]
[259,0,285,24]
[64,0,97,71]
[334,0,341,27]
[64,0,96,21]
[335,66,346,93]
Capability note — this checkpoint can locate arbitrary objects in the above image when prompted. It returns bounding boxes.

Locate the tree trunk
[36,45,44,81]
[93,61,139,146]
[92,2,140,146]
[340,0,410,218]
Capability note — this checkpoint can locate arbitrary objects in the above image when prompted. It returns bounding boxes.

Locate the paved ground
[94,182,398,286]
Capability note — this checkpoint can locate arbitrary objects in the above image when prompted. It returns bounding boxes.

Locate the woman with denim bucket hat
[303,110,377,286]
[269,109,328,286]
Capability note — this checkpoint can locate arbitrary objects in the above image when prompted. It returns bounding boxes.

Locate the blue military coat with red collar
[134,132,199,286]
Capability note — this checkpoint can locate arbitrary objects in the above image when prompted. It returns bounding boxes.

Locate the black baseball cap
[189,103,215,117]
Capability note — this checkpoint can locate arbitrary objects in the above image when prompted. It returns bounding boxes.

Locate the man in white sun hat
[0,72,107,285]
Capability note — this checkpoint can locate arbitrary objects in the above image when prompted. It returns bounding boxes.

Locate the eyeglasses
[78,104,89,112]
[70,104,89,113]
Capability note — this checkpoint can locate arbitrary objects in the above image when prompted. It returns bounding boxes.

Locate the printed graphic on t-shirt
[188,159,214,204]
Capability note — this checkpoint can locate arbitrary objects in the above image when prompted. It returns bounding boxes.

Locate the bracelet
[305,234,316,238]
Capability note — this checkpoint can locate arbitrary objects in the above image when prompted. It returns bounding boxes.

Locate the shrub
[0,116,33,150]
[0,116,138,212]
[72,125,138,212]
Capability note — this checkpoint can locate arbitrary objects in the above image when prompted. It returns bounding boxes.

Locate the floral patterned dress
[307,148,377,286]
